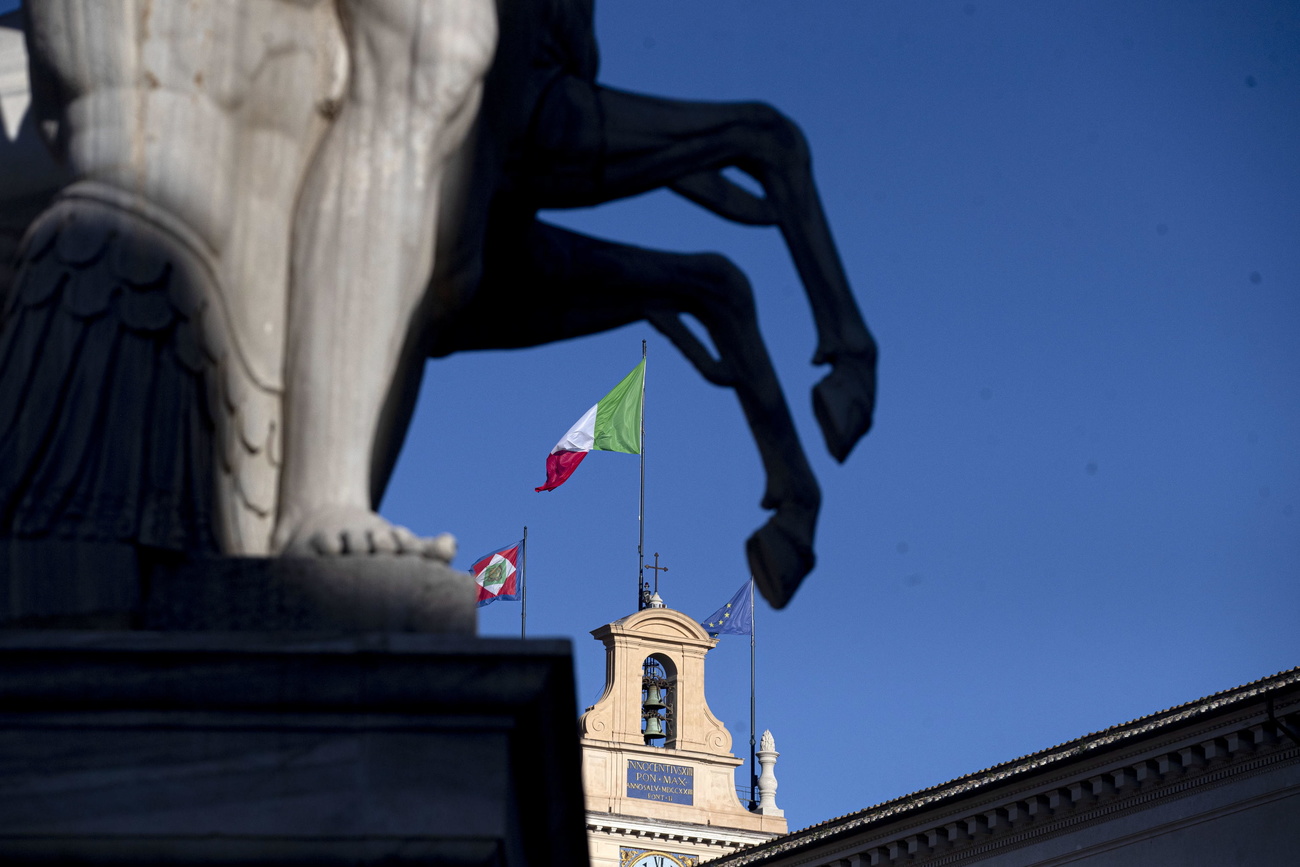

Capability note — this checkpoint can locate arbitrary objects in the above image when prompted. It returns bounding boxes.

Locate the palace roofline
[711,665,1300,865]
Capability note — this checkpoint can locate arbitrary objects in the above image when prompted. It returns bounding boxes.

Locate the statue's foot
[813,352,877,463]
[279,505,457,563]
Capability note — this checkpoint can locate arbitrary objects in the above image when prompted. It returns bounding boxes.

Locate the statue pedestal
[1,549,482,634]
[0,629,589,865]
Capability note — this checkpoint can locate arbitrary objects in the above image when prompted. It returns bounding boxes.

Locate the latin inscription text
[626,760,694,805]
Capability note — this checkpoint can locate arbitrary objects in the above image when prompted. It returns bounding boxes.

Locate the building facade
[708,667,1300,867]
[580,604,787,866]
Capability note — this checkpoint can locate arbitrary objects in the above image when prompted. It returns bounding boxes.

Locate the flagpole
[637,339,647,610]
[749,576,757,810]
[521,526,528,639]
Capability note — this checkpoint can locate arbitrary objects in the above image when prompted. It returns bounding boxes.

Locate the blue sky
[4,0,1298,832]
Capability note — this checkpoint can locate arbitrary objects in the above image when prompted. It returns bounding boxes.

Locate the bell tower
[580,602,786,866]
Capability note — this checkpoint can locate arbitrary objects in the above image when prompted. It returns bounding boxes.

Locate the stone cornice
[594,607,719,649]
[712,666,1300,866]
[918,747,1299,867]
[580,738,745,770]
[586,811,780,850]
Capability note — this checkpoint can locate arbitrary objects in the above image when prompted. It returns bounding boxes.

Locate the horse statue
[0,0,874,612]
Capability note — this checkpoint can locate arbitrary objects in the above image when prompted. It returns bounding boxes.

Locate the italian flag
[536,359,644,492]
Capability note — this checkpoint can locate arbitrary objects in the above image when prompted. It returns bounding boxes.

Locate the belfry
[580,595,787,866]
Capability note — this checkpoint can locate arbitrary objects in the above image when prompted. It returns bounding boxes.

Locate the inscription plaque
[626,760,694,805]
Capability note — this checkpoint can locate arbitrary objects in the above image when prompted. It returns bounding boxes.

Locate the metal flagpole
[749,576,757,810]
[637,340,647,610]
[520,526,528,639]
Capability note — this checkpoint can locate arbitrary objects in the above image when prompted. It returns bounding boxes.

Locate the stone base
[0,630,589,865]
[1,547,477,634]
[143,555,478,633]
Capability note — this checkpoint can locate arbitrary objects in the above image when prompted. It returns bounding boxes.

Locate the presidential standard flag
[471,541,523,607]
[535,359,644,492]
[701,579,753,637]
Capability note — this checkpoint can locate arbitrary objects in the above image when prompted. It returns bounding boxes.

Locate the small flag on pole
[471,541,523,608]
[536,359,645,492]
[701,579,753,637]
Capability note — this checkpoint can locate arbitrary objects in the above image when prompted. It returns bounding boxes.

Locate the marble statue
[0,0,875,610]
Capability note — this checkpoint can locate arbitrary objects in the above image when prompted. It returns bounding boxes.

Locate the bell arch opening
[640,653,677,746]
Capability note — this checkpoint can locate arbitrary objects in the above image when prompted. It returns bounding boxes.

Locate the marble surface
[1,549,478,634]
[0,630,589,865]
[2,0,877,609]
[144,555,479,633]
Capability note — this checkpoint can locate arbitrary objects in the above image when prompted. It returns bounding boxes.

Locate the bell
[643,715,666,741]
[643,685,666,711]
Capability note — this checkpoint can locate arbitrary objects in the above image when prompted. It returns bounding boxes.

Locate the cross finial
[646,552,669,596]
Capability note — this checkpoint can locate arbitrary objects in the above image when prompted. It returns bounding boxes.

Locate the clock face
[621,845,697,867]
[629,853,685,867]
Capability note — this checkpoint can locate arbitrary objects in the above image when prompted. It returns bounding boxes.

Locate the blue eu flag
[700,579,753,637]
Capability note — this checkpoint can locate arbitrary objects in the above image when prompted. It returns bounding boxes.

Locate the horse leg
[430,219,819,608]
[527,85,877,462]
[647,275,823,612]
[691,112,879,466]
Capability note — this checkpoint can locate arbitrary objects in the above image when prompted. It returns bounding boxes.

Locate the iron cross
[647,552,669,595]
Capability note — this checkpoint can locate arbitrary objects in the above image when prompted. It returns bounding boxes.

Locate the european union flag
[700,579,753,637]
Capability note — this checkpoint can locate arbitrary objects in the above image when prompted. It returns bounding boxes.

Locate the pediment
[621,607,714,642]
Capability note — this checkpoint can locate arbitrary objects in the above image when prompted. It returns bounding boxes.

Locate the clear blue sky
[5,0,1297,833]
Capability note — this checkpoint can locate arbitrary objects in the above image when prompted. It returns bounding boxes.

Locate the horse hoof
[813,356,876,463]
[746,514,815,609]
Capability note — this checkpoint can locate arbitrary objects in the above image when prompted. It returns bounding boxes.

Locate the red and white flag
[471,541,522,607]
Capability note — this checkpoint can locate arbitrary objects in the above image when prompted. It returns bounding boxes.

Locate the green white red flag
[535,359,644,492]
[472,541,522,607]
